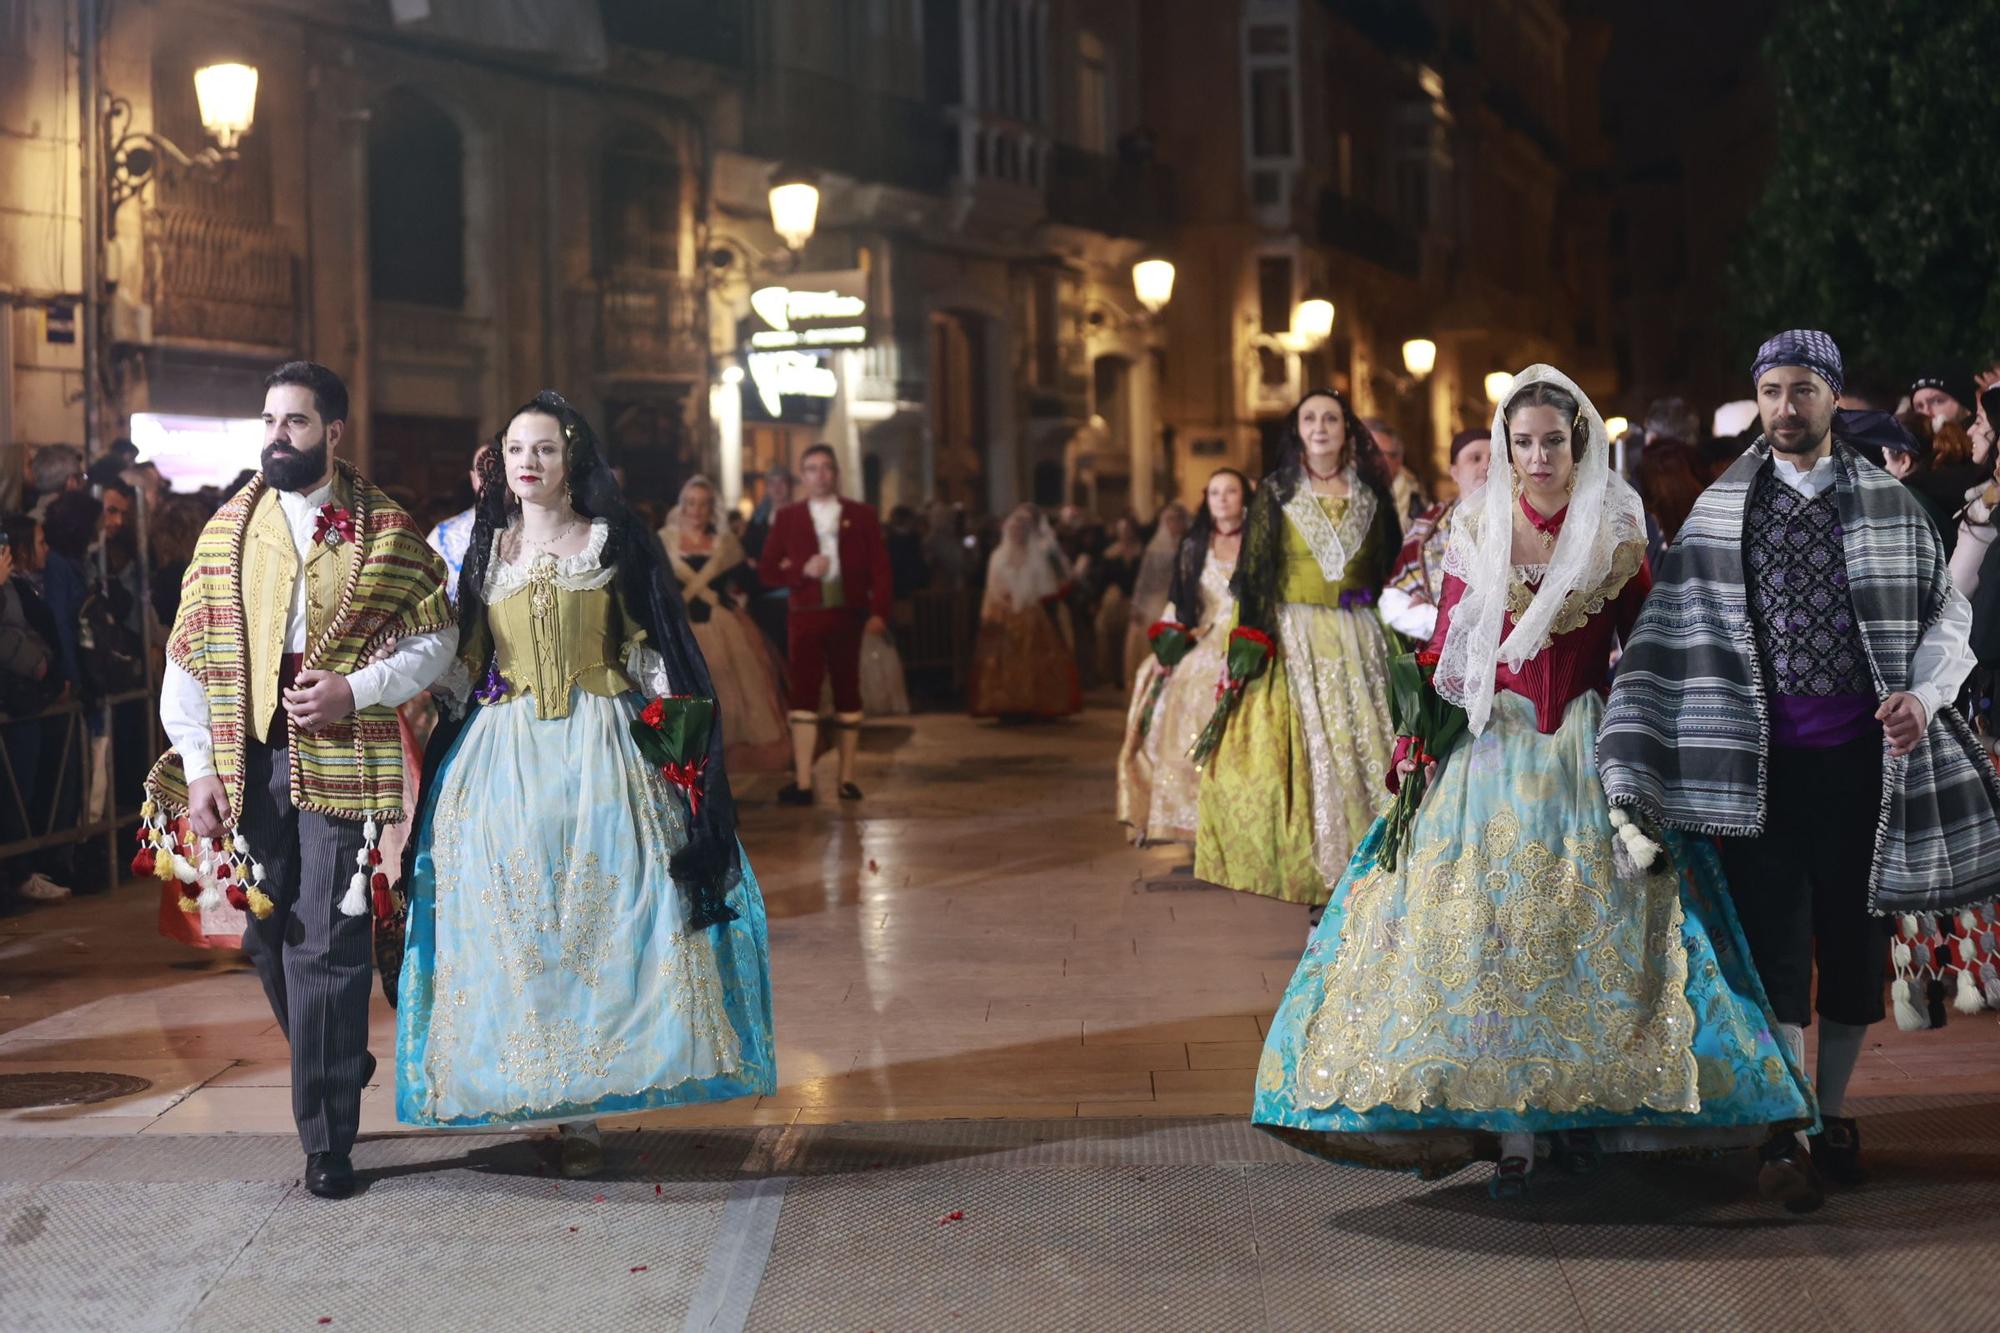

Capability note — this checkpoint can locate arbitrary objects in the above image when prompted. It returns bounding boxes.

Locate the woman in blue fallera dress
[1252,366,1815,1197]
[396,391,775,1175]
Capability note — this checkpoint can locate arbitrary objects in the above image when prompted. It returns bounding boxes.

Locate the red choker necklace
[1213,523,1243,538]
[1301,457,1343,482]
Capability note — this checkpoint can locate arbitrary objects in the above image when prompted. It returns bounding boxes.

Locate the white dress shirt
[1771,451,1975,724]
[159,481,458,782]
[807,495,843,582]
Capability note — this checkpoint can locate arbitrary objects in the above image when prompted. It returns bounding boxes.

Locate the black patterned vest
[1744,466,1872,697]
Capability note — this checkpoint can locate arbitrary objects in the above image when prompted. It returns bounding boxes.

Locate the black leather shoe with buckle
[305,1151,356,1200]
[1756,1132,1824,1213]
[1809,1115,1866,1187]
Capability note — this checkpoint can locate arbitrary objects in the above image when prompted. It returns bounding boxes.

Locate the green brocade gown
[1195,494,1396,904]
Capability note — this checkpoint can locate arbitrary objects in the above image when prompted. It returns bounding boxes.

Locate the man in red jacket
[756,443,893,804]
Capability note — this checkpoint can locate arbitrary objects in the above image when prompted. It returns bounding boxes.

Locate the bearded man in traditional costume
[153,361,455,1199]
[1600,330,2000,1212]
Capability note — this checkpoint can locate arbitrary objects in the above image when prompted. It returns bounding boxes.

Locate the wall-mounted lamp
[105,61,260,237]
[1484,370,1516,404]
[1401,338,1437,380]
[1132,255,1176,315]
[768,165,821,251]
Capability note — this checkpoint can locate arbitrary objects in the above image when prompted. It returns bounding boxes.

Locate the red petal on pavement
[594,1194,607,1203]
[631,1265,649,1273]
[868,859,879,872]
[568,1227,578,1233]
[654,1184,662,1195]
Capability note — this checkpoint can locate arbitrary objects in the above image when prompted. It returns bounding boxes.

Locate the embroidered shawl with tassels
[146,461,453,824]
[1598,439,2000,915]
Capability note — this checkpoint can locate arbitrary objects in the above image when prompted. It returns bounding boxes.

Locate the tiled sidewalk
[4,1105,1998,1331]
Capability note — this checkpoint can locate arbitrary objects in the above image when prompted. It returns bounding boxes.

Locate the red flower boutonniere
[640,697,667,729]
[313,503,356,547]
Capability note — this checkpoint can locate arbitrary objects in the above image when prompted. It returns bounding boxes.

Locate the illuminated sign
[746,351,838,417]
[130,412,264,491]
[742,269,870,351]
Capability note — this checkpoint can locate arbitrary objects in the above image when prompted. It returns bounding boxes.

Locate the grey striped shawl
[1598,440,2000,914]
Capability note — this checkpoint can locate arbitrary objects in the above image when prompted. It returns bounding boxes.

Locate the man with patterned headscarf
[1600,329,2000,1212]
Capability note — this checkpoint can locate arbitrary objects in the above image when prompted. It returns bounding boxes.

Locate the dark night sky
[1584,0,1782,403]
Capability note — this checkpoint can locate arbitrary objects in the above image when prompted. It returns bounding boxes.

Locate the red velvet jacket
[755,496,894,619]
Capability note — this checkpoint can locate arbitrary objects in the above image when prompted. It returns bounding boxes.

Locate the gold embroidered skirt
[1195,604,1394,903]
[969,607,1082,719]
[1251,691,1814,1176]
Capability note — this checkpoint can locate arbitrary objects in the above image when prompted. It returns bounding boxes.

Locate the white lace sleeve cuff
[627,642,674,698]
[431,656,473,720]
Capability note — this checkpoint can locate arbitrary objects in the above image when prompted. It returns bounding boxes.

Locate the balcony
[1045,144,1176,238]
[582,270,705,382]
[1316,189,1421,278]
[745,68,954,194]
[141,207,298,350]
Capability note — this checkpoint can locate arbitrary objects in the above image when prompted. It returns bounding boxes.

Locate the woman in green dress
[1195,389,1402,906]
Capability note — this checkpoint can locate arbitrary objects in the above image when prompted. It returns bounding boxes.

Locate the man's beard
[262,439,329,491]
[1767,417,1830,456]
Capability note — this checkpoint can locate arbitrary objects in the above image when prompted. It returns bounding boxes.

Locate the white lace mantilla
[1282,472,1377,582]
[482,519,616,602]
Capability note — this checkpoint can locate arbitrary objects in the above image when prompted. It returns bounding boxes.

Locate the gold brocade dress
[1195,492,1396,904]
[396,523,776,1126]
[1116,555,1236,844]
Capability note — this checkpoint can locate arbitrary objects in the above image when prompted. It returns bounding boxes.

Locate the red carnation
[225,885,249,912]
[640,697,667,729]
[1231,626,1277,655]
[1148,619,1189,642]
[1414,648,1441,668]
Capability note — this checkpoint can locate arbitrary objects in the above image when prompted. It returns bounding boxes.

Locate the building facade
[2,0,1616,521]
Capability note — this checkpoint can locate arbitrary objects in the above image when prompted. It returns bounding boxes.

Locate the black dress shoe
[838,781,863,801]
[362,1050,378,1088]
[1756,1132,1824,1213]
[1809,1115,1866,1187]
[305,1151,356,1199]
[777,782,814,807]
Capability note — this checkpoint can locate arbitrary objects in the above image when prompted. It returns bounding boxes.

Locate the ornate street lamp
[104,61,259,237]
[1484,370,1515,404]
[1132,255,1176,315]
[1401,338,1437,379]
[1290,294,1335,348]
[768,165,821,251]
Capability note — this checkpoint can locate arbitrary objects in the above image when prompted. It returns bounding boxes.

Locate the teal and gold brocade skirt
[1252,690,1814,1177]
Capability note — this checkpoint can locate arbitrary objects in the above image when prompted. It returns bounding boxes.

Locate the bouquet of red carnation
[1136,619,1195,740]
[1186,626,1277,767]
[1376,648,1468,871]
[631,694,718,819]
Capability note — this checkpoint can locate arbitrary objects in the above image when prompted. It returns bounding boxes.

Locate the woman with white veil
[1251,366,1813,1199]
[969,504,1082,720]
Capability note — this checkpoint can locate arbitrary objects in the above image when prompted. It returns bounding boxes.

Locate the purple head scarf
[1751,329,1844,397]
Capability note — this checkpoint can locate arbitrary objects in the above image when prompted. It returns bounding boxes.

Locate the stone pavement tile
[1077,1092,1251,1118]
[0,1136,111,1183]
[763,1064,1154,1108]
[599,1100,802,1130]
[1153,1067,1256,1097]
[1249,1161,1591,1332]
[1188,1040,1264,1070]
[0,1057,232,1123]
[139,1083,310,1134]
[794,1101,1081,1124]
[745,1166,1265,1332]
[189,1171,732,1332]
[199,1060,298,1088]
[0,1114,160,1137]
[1085,1015,1266,1045]
[4,1180,292,1333]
